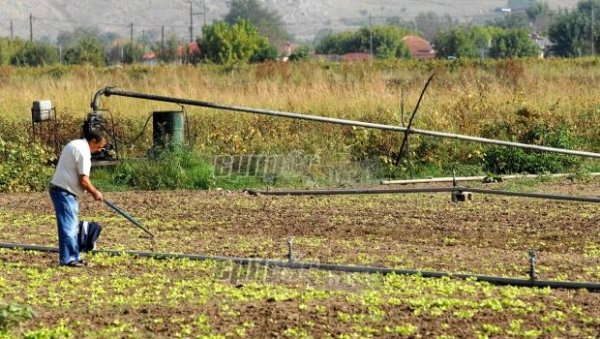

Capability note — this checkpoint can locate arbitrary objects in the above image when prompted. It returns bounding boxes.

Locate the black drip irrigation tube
[1,242,599,292]
[246,186,600,203]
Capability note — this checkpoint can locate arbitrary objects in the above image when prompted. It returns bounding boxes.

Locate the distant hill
[0,0,580,43]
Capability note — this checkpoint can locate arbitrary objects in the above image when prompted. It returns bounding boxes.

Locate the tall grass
[1,59,599,176]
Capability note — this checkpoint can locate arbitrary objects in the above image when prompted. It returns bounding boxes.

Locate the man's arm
[79,175,103,201]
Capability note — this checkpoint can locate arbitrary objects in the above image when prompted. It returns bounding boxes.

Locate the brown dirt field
[1,179,598,280]
[0,178,599,337]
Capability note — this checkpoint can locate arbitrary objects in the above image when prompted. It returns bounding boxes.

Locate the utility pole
[189,1,194,43]
[142,30,146,52]
[203,0,207,28]
[592,6,596,57]
[161,25,165,55]
[10,19,13,41]
[129,23,134,43]
[369,12,373,56]
[29,14,33,42]
[188,1,206,42]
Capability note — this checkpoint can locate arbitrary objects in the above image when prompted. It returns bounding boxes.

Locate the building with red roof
[403,35,436,60]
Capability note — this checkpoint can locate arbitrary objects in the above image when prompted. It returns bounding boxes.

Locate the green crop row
[1,249,598,338]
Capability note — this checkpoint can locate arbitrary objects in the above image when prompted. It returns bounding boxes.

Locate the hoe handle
[104,199,155,239]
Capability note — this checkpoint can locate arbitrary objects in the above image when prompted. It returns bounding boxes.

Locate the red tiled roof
[177,41,201,57]
[403,35,435,59]
[142,51,156,60]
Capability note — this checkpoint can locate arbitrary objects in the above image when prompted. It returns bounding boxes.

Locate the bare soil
[0,178,599,337]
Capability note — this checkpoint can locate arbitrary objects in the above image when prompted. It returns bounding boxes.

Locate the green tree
[487,13,531,30]
[548,10,589,56]
[249,40,278,63]
[526,1,554,33]
[489,28,540,58]
[288,45,312,62]
[315,25,412,59]
[10,41,59,66]
[0,38,27,65]
[225,0,290,47]
[315,31,356,54]
[57,27,101,50]
[548,11,582,56]
[155,34,180,63]
[199,20,276,64]
[63,31,106,66]
[122,42,144,64]
[433,26,481,59]
[548,0,600,57]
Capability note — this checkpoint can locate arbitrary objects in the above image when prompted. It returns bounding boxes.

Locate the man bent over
[49,128,106,267]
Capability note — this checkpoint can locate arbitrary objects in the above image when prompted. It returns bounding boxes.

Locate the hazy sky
[0,0,580,42]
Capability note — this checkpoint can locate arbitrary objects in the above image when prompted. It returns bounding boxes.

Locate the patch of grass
[95,146,214,191]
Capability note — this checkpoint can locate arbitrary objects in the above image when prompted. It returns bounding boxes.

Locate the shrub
[63,32,106,66]
[112,146,214,190]
[199,20,276,65]
[122,42,144,64]
[489,28,540,58]
[482,120,581,174]
[288,45,312,62]
[0,138,56,192]
[10,42,59,66]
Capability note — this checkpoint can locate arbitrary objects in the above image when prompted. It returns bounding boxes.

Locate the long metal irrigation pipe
[247,187,455,196]
[247,186,600,203]
[381,172,600,185]
[91,87,600,159]
[1,242,598,291]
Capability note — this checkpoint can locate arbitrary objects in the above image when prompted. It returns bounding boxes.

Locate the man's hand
[92,190,103,202]
[79,174,103,202]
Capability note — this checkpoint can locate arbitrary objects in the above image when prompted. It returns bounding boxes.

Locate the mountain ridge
[0,0,579,43]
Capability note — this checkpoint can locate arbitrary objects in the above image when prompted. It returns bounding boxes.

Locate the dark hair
[82,111,108,142]
[81,121,107,142]
[83,129,106,142]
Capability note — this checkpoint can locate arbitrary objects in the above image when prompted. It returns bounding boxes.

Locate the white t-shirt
[51,139,91,197]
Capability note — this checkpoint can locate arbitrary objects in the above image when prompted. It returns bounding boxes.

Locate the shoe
[78,259,88,266]
[64,260,84,268]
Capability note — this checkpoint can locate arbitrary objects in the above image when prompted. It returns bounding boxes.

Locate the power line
[34,16,187,30]
[0,10,517,43]
[12,12,501,31]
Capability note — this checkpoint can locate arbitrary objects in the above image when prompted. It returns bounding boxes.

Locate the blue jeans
[49,187,80,265]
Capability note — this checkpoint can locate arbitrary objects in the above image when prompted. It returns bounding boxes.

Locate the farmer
[49,127,106,267]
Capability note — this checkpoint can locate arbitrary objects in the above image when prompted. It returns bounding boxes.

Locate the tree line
[1,0,600,66]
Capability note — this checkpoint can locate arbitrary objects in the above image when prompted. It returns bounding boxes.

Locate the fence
[211,152,385,185]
